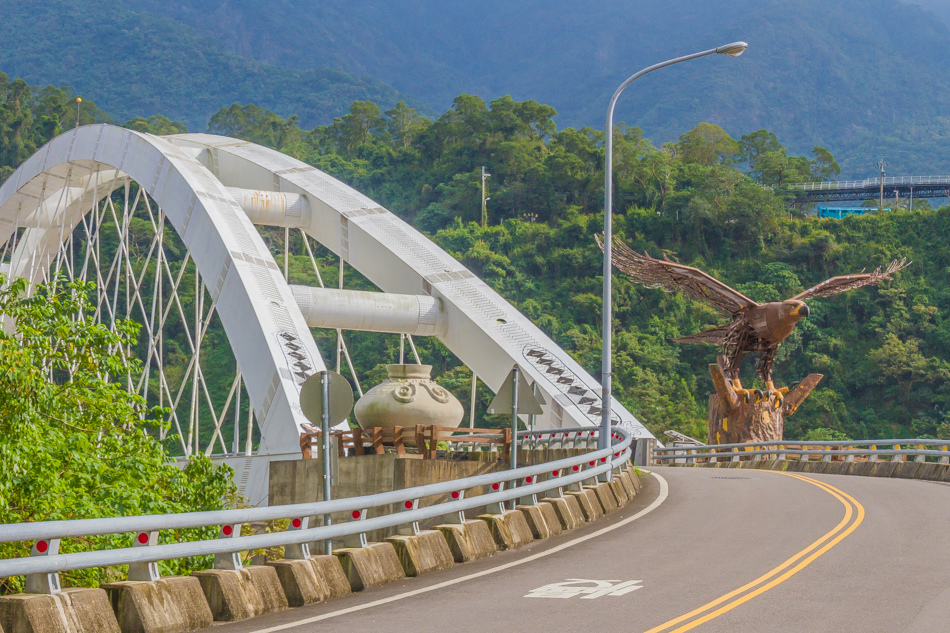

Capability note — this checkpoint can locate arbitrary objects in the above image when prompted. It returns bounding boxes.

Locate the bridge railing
[655,439,950,465]
[787,176,950,192]
[0,426,633,593]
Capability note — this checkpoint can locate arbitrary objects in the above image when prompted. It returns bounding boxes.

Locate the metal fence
[788,176,950,191]
[655,438,950,465]
[0,426,634,594]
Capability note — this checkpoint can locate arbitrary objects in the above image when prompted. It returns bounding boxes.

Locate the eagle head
[753,299,810,342]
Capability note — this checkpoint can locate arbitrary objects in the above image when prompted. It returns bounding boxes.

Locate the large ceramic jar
[354,364,464,429]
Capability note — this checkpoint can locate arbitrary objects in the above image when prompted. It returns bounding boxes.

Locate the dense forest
[1,73,948,448]
[115,0,950,174]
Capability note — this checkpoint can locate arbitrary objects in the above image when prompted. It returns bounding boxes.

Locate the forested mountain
[123,0,950,176]
[0,0,420,131]
[1,74,948,444]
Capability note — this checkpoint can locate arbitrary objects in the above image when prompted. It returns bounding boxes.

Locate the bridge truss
[0,125,652,505]
[788,175,950,204]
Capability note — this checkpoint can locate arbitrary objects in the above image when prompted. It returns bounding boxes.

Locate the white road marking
[245,472,669,633]
[524,578,643,599]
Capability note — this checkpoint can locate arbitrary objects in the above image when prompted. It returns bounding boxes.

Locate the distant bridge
[787,175,950,203]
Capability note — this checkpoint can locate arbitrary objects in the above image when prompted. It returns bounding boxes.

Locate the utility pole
[481,166,491,228]
[878,159,887,211]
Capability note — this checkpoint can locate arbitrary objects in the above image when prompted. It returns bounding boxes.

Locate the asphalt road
[215,467,950,632]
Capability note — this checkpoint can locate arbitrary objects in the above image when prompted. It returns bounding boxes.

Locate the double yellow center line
[644,472,865,633]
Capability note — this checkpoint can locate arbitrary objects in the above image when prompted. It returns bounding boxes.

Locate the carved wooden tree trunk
[706,363,823,445]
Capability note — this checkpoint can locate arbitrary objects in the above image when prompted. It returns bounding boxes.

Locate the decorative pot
[354,364,463,429]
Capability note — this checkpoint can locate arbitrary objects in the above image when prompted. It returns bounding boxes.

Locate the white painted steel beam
[168,133,653,442]
[226,187,311,228]
[290,286,446,336]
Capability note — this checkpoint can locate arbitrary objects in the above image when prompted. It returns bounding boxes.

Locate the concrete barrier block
[915,463,936,480]
[826,462,849,475]
[436,520,497,563]
[931,464,950,481]
[539,497,584,531]
[333,542,406,592]
[309,555,351,599]
[0,588,120,633]
[626,468,642,493]
[191,567,287,622]
[895,462,922,479]
[617,472,636,499]
[515,504,557,540]
[103,576,212,633]
[266,559,326,608]
[609,479,629,507]
[565,489,602,521]
[384,531,455,577]
[847,462,873,477]
[585,483,619,514]
[476,511,534,551]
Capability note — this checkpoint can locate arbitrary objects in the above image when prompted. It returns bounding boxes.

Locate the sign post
[300,370,354,551]
[488,365,543,508]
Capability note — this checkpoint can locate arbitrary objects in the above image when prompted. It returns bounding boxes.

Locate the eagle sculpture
[600,235,909,407]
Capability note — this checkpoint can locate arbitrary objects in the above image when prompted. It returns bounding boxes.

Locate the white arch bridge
[0,125,652,504]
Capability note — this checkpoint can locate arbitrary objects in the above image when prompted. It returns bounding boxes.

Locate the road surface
[215,467,950,632]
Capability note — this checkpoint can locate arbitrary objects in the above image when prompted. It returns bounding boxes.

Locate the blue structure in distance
[816,206,874,220]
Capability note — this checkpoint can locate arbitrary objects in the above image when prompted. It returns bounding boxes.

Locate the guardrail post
[546,469,564,498]
[344,509,369,548]
[892,445,904,462]
[776,446,785,461]
[870,446,878,462]
[213,524,243,570]
[25,539,62,594]
[732,448,741,463]
[821,446,832,463]
[128,531,161,581]
[398,498,423,534]
[519,475,538,506]
[439,491,464,526]
[709,449,718,464]
[485,482,506,514]
[799,449,809,462]
[284,518,310,559]
[915,445,927,463]
[845,447,855,463]
[940,446,949,464]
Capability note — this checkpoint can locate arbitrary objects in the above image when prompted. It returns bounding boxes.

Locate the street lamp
[600,41,748,453]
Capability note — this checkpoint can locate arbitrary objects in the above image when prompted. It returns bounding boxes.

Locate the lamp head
[716,41,748,57]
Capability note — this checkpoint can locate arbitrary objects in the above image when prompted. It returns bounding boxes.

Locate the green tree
[0,275,236,593]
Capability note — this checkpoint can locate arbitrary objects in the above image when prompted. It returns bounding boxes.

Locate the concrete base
[516,505,552,540]
[586,483,620,514]
[384,531,455,577]
[191,567,287,622]
[310,555,351,599]
[436,521,497,563]
[626,467,642,493]
[0,588,119,633]
[565,489,603,521]
[617,472,636,499]
[540,496,584,531]
[333,542,407,592]
[609,479,629,507]
[477,511,534,551]
[103,576,212,633]
[266,559,325,608]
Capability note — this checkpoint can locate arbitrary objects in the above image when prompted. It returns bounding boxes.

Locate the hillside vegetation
[1,76,948,445]
[124,0,950,175]
[0,0,419,131]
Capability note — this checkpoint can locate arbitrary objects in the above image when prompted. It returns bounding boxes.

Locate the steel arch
[0,125,325,504]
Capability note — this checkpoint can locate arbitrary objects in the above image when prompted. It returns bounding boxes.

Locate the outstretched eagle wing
[598,235,757,315]
[791,258,910,301]
[673,324,733,346]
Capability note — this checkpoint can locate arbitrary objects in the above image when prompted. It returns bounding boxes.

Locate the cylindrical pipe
[291,286,447,336]
[227,187,311,228]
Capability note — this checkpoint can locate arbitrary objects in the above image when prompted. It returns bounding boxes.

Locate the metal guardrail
[787,176,950,192]
[0,426,633,592]
[655,438,950,465]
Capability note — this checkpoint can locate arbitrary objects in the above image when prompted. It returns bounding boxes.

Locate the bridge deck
[788,175,950,202]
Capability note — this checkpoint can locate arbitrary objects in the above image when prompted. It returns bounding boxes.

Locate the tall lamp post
[600,41,748,453]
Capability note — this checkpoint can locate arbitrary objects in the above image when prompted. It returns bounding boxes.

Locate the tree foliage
[0,276,235,593]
